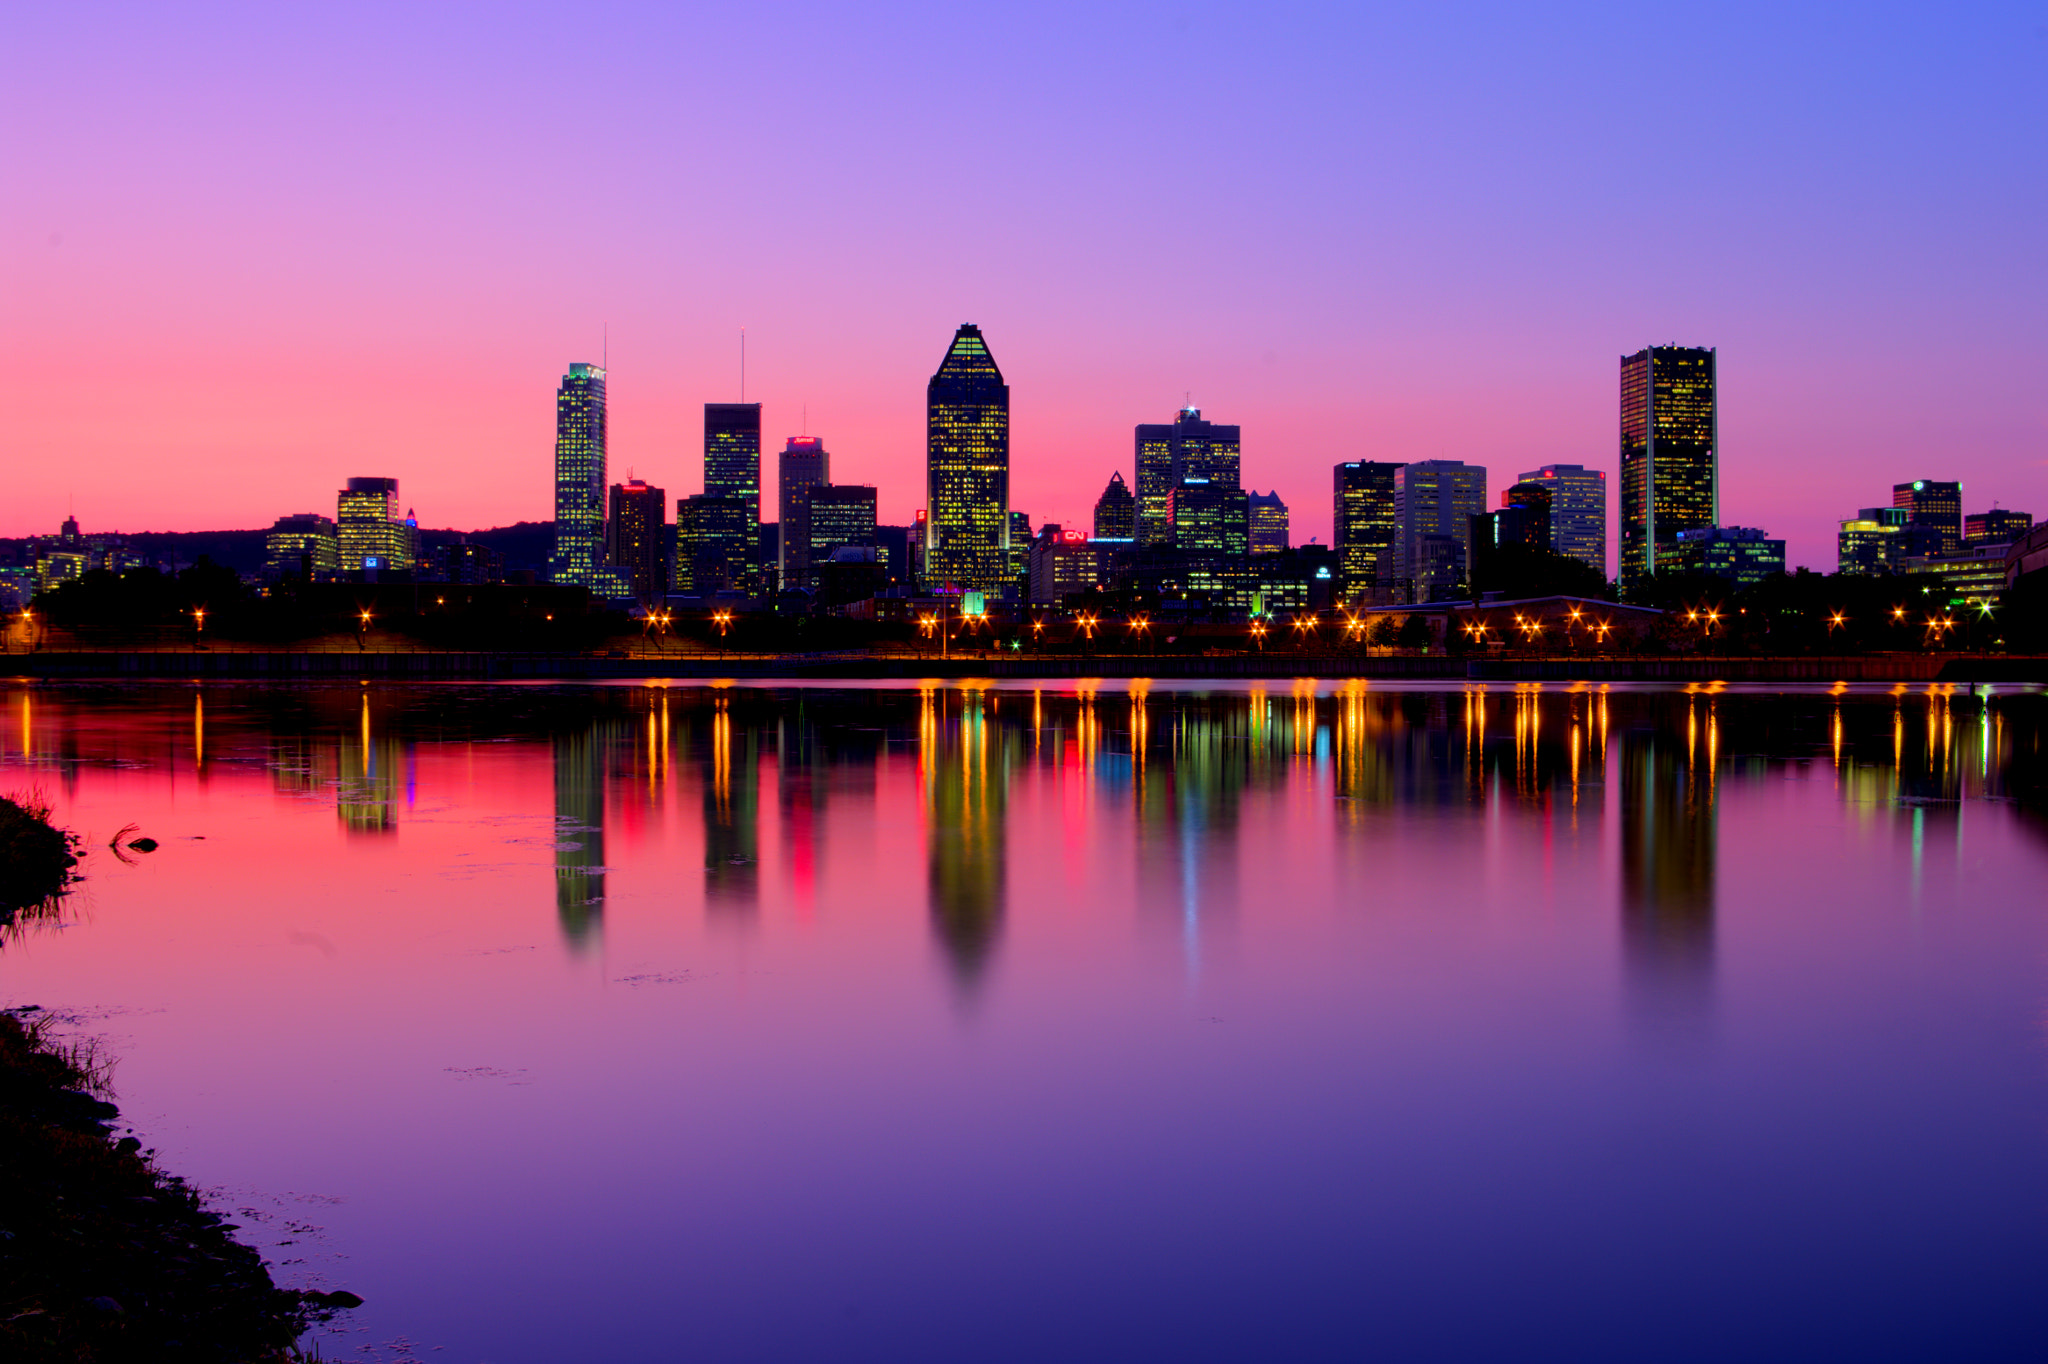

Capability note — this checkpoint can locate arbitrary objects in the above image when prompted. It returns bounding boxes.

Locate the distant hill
[1,522,558,575]
[418,522,554,572]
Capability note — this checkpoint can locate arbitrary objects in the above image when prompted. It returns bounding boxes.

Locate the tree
[1396,613,1432,650]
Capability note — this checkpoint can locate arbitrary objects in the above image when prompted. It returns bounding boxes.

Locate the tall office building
[1516,463,1608,577]
[925,324,1010,591]
[338,477,413,574]
[1093,472,1136,540]
[1393,460,1486,602]
[809,484,879,566]
[1839,507,1909,575]
[675,495,751,594]
[607,479,668,602]
[1135,407,1240,547]
[1966,509,2033,546]
[705,403,763,537]
[1894,480,1962,554]
[264,514,339,581]
[1247,490,1288,554]
[1333,461,1402,602]
[777,437,830,588]
[550,363,608,587]
[1170,479,1250,556]
[1619,346,1717,594]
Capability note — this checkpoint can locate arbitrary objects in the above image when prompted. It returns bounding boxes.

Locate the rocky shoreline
[0,797,358,1361]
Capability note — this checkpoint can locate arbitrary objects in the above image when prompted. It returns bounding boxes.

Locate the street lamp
[356,608,372,651]
[1251,620,1267,652]
[191,606,207,648]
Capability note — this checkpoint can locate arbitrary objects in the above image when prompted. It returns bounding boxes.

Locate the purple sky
[4,1,2044,568]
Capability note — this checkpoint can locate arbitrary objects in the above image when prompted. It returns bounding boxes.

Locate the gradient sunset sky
[5,1,2043,568]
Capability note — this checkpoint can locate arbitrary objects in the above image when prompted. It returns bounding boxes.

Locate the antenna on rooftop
[603,322,608,372]
[740,327,746,403]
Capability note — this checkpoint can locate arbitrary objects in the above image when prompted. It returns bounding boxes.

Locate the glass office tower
[1093,472,1136,540]
[1893,480,1963,555]
[777,437,830,589]
[924,324,1010,592]
[705,403,763,533]
[1619,346,1717,596]
[1515,463,1608,578]
[1333,460,1403,603]
[550,363,608,587]
[1135,407,1241,547]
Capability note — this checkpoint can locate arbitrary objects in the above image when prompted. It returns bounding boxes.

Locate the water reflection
[552,723,608,949]
[3,680,2042,984]
[923,685,1007,988]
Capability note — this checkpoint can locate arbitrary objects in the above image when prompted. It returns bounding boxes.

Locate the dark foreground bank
[0,800,357,1362]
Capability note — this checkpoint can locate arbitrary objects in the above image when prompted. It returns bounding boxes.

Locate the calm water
[2,680,2044,1363]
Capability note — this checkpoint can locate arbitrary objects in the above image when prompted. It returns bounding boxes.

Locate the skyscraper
[1893,480,1963,554]
[1620,346,1717,595]
[1966,509,2033,546]
[550,363,608,587]
[338,477,412,574]
[925,324,1009,591]
[675,495,750,594]
[1515,463,1607,577]
[607,479,668,601]
[809,484,879,566]
[777,437,830,588]
[1135,407,1240,546]
[1393,460,1486,602]
[1093,471,1136,540]
[1169,479,1250,556]
[1333,461,1403,603]
[1247,490,1289,554]
[705,403,763,534]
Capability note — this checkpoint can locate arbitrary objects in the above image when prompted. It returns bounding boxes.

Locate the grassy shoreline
[0,796,358,1361]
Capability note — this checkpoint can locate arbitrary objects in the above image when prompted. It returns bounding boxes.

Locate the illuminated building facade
[808,484,878,569]
[1248,490,1288,554]
[1026,526,1112,605]
[1893,480,1962,554]
[777,437,830,588]
[1662,525,1784,588]
[1620,346,1717,594]
[1093,471,1136,540]
[550,363,608,586]
[338,477,414,574]
[1515,463,1607,576]
[263,513,339,581]
[1170,479,1250,556]
[1334,461,1401,602]
[705,403,763,539]
[1393,460,1486,602]
[675,495,751,594]
[924,324,1010,591]
[1838,507,1909,575]
[1966,509,2032,546]
[1135,407,1240,546]
[607,479,668,601]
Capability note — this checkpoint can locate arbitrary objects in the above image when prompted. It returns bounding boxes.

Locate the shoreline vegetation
[0,795,358,1362]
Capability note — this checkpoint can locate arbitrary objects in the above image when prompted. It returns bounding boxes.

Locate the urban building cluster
[10,331,2035,625]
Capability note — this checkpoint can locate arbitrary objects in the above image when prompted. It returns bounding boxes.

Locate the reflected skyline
[0,681,2037,986]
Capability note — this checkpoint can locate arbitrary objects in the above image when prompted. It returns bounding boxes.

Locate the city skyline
[6,7,2039,567]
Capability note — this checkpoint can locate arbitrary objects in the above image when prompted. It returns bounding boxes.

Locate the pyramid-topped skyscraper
[924,324,1010,592]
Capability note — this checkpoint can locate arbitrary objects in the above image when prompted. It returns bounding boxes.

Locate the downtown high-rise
[1514,463,1608,578]
[1619,346,1717,595]
[1333,461,1402,603]
[1135,407,1240,547]
[777,436,830,589]
[550,363,608,587]
[924,324,1009,591]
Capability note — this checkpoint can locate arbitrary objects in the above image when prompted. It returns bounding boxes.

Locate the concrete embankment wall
[6,651,2044,684]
